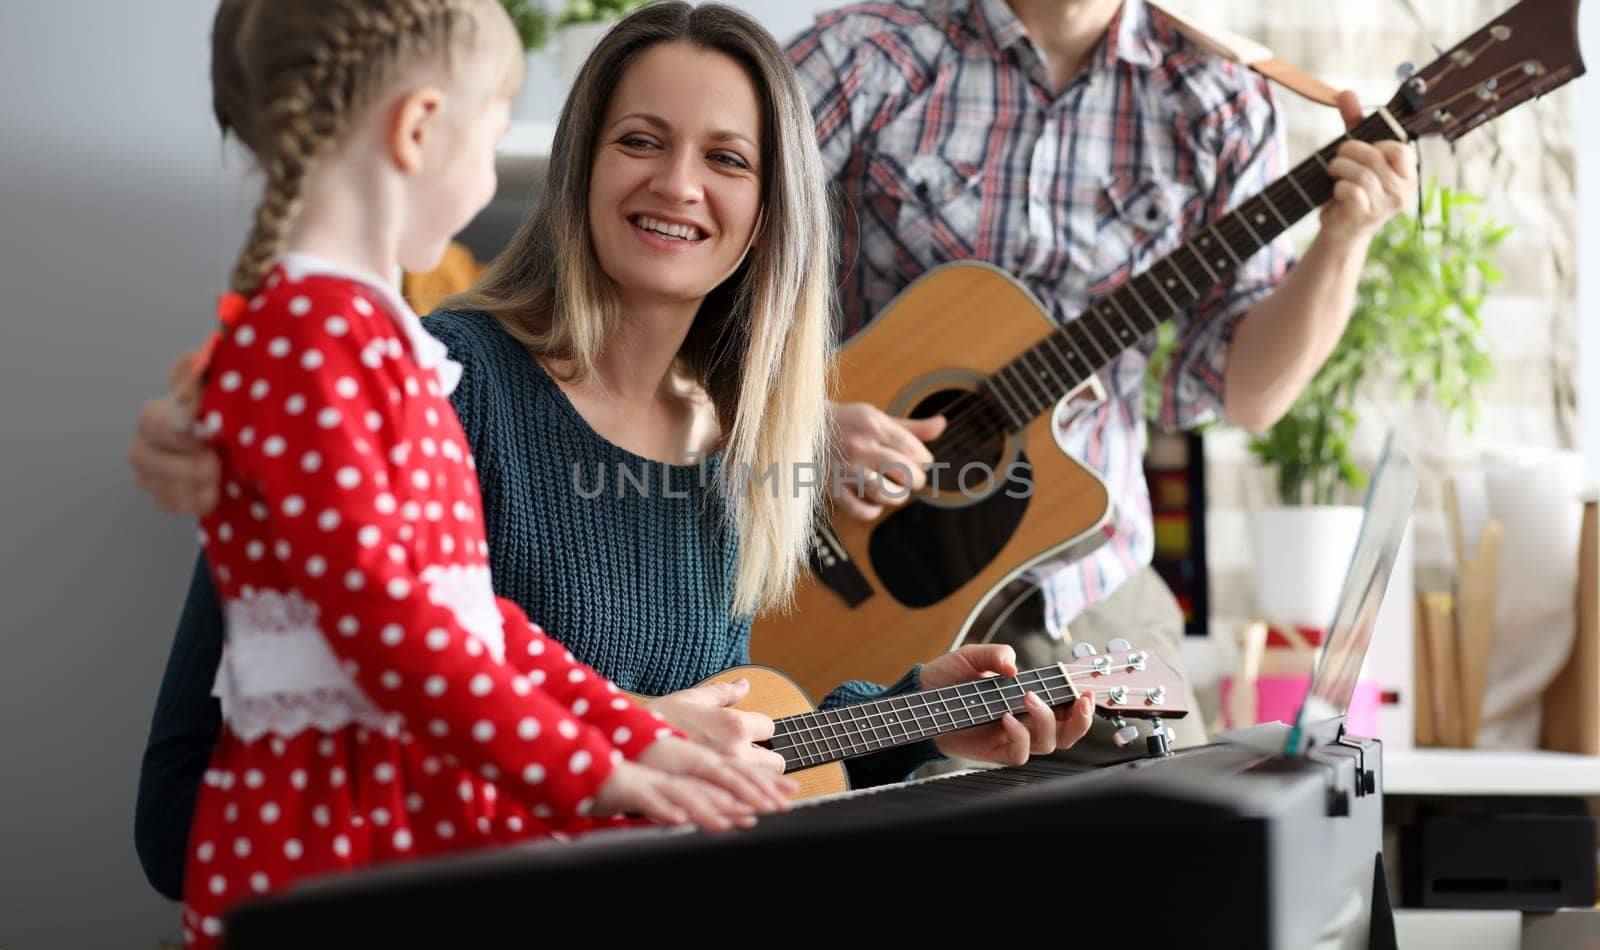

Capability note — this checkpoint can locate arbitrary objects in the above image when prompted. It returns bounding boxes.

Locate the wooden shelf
[1385,747,1600,796]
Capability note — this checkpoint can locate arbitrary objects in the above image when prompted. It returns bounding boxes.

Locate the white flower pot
[1250,506,1366,630]
[1248,504,1415,745]
[556,21,615,91]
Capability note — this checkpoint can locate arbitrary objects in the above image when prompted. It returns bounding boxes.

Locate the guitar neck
[972,112,1406,433]
[767,664,1078,773]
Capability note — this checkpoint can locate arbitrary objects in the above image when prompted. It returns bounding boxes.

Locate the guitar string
[773,675,1079,765]
[770,657,1149,744]
[926,121,1380,456]
[771,666,1170,765]
[881,119,1394,471]
[769,663,1168,766]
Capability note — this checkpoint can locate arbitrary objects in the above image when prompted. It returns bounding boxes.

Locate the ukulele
[633,642,1186,800]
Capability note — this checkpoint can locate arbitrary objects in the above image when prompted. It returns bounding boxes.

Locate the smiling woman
[454,7,833,617]
[588,45,768,377]
[586,46,766,357]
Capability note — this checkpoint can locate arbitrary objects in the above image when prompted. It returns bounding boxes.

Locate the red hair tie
[188,290,252,382]
[215,290,248,327]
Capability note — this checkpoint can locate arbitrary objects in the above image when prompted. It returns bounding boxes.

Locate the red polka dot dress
[181,254,675,947]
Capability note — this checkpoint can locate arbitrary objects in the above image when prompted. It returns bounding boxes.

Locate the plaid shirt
[789,0,1294,634]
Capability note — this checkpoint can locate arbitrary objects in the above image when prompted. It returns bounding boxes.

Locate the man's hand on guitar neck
[921,644,1095,765]
[1316,90,1416,249]
[828,401,947,521]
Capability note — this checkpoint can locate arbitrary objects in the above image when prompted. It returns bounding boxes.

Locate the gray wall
[1,1,256,946]
[0,1,831,946]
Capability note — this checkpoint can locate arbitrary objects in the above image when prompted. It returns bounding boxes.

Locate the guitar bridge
[810,518,873,608]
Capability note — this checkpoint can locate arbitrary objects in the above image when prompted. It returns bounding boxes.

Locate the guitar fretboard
[939,112,1405,449]
[767,664,1077,772]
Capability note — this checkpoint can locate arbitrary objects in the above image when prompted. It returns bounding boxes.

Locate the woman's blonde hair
[456,2,834,616]
[212,0,518,296]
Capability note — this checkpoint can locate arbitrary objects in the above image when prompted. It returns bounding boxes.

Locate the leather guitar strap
[1148,2,1342,107]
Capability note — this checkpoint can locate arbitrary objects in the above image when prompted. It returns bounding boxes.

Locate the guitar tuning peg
[1106,638,1131,653]
[1395,60,1416,80]
[1071,642,1099,658]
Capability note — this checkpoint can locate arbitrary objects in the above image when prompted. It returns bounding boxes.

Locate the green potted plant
[501,0,551,52]
[1246,179,1506,634]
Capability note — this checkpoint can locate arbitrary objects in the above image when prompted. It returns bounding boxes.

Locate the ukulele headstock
[1068,644,1189,720]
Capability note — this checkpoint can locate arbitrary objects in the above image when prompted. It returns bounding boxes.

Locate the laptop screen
[1286,430,1417,755]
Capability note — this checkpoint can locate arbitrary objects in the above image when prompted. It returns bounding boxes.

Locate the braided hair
[210,0,486,296]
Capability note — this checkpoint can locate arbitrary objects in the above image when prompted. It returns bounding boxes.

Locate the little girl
[182,0,788,943]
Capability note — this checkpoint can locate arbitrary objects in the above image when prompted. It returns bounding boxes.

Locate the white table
[1383,747,1600,949]
[1385,747,1600,796]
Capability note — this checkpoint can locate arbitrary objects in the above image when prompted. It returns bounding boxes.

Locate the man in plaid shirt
[790,0,1414,754]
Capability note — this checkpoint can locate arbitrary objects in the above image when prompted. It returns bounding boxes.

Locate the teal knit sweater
[134,308,940,901]
[440,308,756,697]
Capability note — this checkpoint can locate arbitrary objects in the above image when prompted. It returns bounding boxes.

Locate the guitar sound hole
[868,453,1032,610]
[908,389,1006,496]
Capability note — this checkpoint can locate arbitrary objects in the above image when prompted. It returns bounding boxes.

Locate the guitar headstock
[1385,0,1585,143]
[1070,645,1189,720]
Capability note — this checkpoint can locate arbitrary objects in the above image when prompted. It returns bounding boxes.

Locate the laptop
[1281,428,1418,756]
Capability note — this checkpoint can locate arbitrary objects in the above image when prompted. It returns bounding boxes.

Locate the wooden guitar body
[627,666,850,800]
[749,264,1114,699]
[696,667,850,801]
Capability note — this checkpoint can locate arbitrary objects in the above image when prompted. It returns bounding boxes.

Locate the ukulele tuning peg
[1145,716,1174,757]
[1395,60,1417,80]
[1106,638,1131,653]
[1110,716,1139,747]
[1071,642,1099,659]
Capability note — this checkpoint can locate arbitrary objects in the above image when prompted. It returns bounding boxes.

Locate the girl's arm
[499,599,676,758]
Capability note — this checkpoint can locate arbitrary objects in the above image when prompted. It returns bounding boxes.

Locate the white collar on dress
[277,251,462,396]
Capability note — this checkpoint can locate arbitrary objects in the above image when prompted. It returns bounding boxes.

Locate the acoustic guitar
[750,0,1585,699]
[632,643,1186,801]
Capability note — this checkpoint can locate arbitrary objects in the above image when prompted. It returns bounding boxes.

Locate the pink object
[1220,675,1383,738]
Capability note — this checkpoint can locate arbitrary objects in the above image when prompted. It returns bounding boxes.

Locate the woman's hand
[644,677,787,775]
[920,643,1095,765]
[127,351,221,515]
